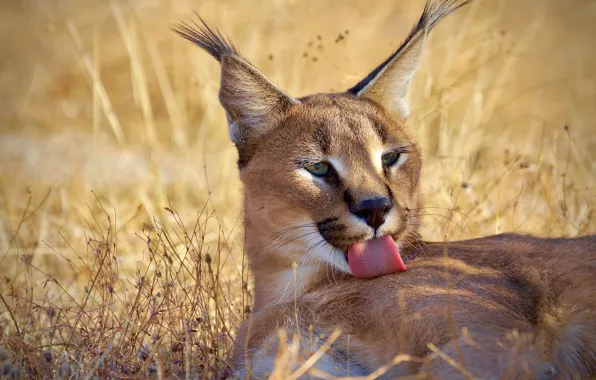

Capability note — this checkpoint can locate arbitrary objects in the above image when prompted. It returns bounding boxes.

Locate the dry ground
[0,0,594,378]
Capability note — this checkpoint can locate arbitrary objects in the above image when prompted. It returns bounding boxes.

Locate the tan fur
[174,1,596,378]
[236,235,596,379]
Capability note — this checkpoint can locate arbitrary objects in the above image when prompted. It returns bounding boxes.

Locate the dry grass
[0,0,594,378]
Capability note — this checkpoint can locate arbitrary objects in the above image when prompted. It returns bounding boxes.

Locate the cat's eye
[305,162,329,177]
[382,151,401,166]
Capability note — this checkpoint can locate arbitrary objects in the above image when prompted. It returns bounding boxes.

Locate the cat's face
[240,93,421,273]
[173,0,462,274]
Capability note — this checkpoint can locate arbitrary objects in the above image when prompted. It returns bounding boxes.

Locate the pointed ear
[352,34,425,119]
[347,0,469,119]
[218,55,299,144]
[173,17,299,145]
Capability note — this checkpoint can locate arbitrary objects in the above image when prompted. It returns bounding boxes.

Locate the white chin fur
[311,240,352,274]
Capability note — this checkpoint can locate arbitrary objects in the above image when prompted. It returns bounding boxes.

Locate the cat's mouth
[346,235,406,278]
[317,218,409,278]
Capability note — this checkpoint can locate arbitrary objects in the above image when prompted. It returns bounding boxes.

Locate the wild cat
[174,1,596,378]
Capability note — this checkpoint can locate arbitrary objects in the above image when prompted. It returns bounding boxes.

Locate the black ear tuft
[347,0,470,95]
[173,14,299,150]
[172,15,238,62]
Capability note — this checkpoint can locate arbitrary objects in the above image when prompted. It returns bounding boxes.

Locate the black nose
[350,197,392,230]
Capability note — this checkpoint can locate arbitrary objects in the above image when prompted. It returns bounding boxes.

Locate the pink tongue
[348,236,406,279]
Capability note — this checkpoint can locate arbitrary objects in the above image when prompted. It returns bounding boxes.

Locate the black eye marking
[386,185,394,201]
[343,190,354,207]
[317,218,344,233]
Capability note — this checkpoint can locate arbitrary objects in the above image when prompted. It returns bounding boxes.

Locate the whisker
[412,208,473,234]
[408,206,472,220]
[276,235,322,304]
[267,223,318,241]
[404,229,429,258]
[257,230,321,257]
[328,244,340,285]
[305,238,328,257]
[417,213,467,231]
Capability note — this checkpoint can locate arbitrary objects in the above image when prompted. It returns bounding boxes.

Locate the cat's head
[175,0,468,279]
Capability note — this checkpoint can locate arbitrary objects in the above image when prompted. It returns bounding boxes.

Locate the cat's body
[235,234,596,379]
[174,1,596,378]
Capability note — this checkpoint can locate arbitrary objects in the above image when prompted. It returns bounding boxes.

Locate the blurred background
[2,0,594,279]
[0,0,594,376]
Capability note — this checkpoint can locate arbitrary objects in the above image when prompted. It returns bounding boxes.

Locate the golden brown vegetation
[0,0,594,378]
